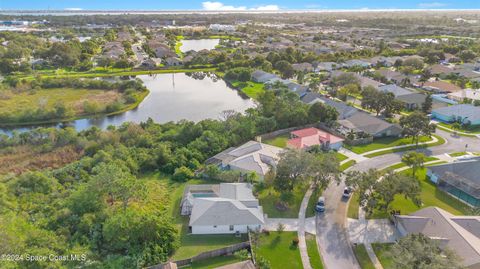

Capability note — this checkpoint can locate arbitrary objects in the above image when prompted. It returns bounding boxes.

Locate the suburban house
[394,207,480,269]
[292,62,313,72]
[205,141,283,179]
[448,89,480,102]
[251,70,280,83]
[431,104,480,126]
[164,57,183,66]
[314,61,340,72]
[378,84,426,110]
[287,127,344,150]
[181,183,265,234]
[337,111,403,138]
[300,93,358,120]
[423,80,462,93]
[427,159,480,207]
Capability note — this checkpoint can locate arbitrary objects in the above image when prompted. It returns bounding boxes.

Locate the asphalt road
[316,129,479,269]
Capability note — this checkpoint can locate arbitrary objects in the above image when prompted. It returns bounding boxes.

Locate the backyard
[230,80,265,99]
[140,172,247,261]
[256,231,303,269]
[263,133,289,148]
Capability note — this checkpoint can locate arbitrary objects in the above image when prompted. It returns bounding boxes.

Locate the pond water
[0,73,255,135]
[180,39,220,52]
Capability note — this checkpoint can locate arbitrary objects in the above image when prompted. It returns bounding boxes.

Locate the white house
[183,183,265,234]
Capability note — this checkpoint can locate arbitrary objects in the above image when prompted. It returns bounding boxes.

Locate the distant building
[431,104,480,126]
[379,84,426,110]
[209,24,236,32]
[337,112,402,138]
[251,70,279,83]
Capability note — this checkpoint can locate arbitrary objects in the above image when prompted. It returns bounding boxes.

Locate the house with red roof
[287,127,344,151]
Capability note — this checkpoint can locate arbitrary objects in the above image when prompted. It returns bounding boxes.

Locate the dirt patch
[0,145,83,175]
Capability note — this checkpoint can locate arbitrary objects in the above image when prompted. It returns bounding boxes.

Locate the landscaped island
[0,78,148,126]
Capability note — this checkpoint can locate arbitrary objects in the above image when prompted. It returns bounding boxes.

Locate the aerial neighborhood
[0,7,480,269]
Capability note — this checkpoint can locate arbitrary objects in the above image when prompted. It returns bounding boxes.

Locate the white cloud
[202,1,279,11]
[64,8,83,11]
[418,2,448,8]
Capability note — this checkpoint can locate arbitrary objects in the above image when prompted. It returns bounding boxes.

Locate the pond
[180,39,220,52]
[0,73,255,135]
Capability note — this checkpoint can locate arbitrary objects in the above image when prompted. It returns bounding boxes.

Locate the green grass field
[335,152,348,162]
[346,136,432,154]
[372,243,394,269]
[306,187,323,218]
[306,233,324,269]
[263,134,290,148]
[340,160,357,171]
[230,81,265,99]
[368,168,471,219]
[364,135,445,158]
[257,184,308,218]
[352,244,375,269]
[184,256,245,269]
[256,232,303,269]
[347,192,360,219]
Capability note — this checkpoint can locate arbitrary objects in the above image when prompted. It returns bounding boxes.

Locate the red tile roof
[287,127,344,149]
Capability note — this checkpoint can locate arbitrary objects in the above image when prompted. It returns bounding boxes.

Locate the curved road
[315,129,480,269]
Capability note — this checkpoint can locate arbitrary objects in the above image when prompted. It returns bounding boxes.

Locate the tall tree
[422,93,433,113]
[402,151,426,178]
[390,234,463,269]
[399,112,436,147]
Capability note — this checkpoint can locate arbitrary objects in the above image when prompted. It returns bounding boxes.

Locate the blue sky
[1,1,479,10]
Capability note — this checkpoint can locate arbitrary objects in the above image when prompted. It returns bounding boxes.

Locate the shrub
[172,166,194,182]
[291,237,299,247]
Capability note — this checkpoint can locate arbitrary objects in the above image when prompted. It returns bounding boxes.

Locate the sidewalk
[339,148,368,164]
[298,186,313,269]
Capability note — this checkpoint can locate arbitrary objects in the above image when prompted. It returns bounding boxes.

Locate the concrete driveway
[316,180,360,269]
[265,217,316,234]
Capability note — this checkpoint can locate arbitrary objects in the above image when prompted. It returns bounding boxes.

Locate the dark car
[315,196,326,212]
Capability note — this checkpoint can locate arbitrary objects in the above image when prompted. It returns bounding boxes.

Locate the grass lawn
[263,134,290,148]
[230,81,265,99]
[347,192,360,219]
[437,121,480,134]
[352,244,375,269]
[340,160,357,171]
[256,232,303,269]
[379,156,439,173]
[257,184,308,218]
[184,256,245,269]
[449,152,468,157]
[336,152,348,162]
[364,135,445,158]
[368,168,471,219]
[140,172,247,260]
[306,233,324,269]
[346,136,432,155]
[372,243,394,269]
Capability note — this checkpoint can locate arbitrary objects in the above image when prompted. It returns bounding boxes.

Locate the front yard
[352,244,375,269]
[306,233,324,269]
[345,136,433,154]
[368,167,471,219]
[256,232,303,269]
[257,184,308,218]
[372,243,394,269]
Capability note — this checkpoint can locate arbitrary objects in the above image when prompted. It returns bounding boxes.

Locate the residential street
[316,129,479,269]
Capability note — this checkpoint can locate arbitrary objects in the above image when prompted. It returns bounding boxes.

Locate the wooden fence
[148,241,250,269]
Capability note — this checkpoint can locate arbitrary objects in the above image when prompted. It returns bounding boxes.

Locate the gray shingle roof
[433,104,480,123]
[395,207,480,268]
[338,112,402,136]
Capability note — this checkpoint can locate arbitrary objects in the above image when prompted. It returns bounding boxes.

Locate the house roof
[395,207,480,268]
[432,104,480,123]
[428,159,480,199]
[288,127,344,149]
[379,84,413,97]
[189,197,264,226]
[218,141,283,177]
[424,80,462,93]
[300,93,358,120]
[338,111,402,136]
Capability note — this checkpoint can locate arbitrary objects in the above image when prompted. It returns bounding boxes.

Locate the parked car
[315,196,326,212]
[342,187,352,199]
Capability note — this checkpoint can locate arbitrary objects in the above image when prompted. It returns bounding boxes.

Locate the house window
[229,225,234,231]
